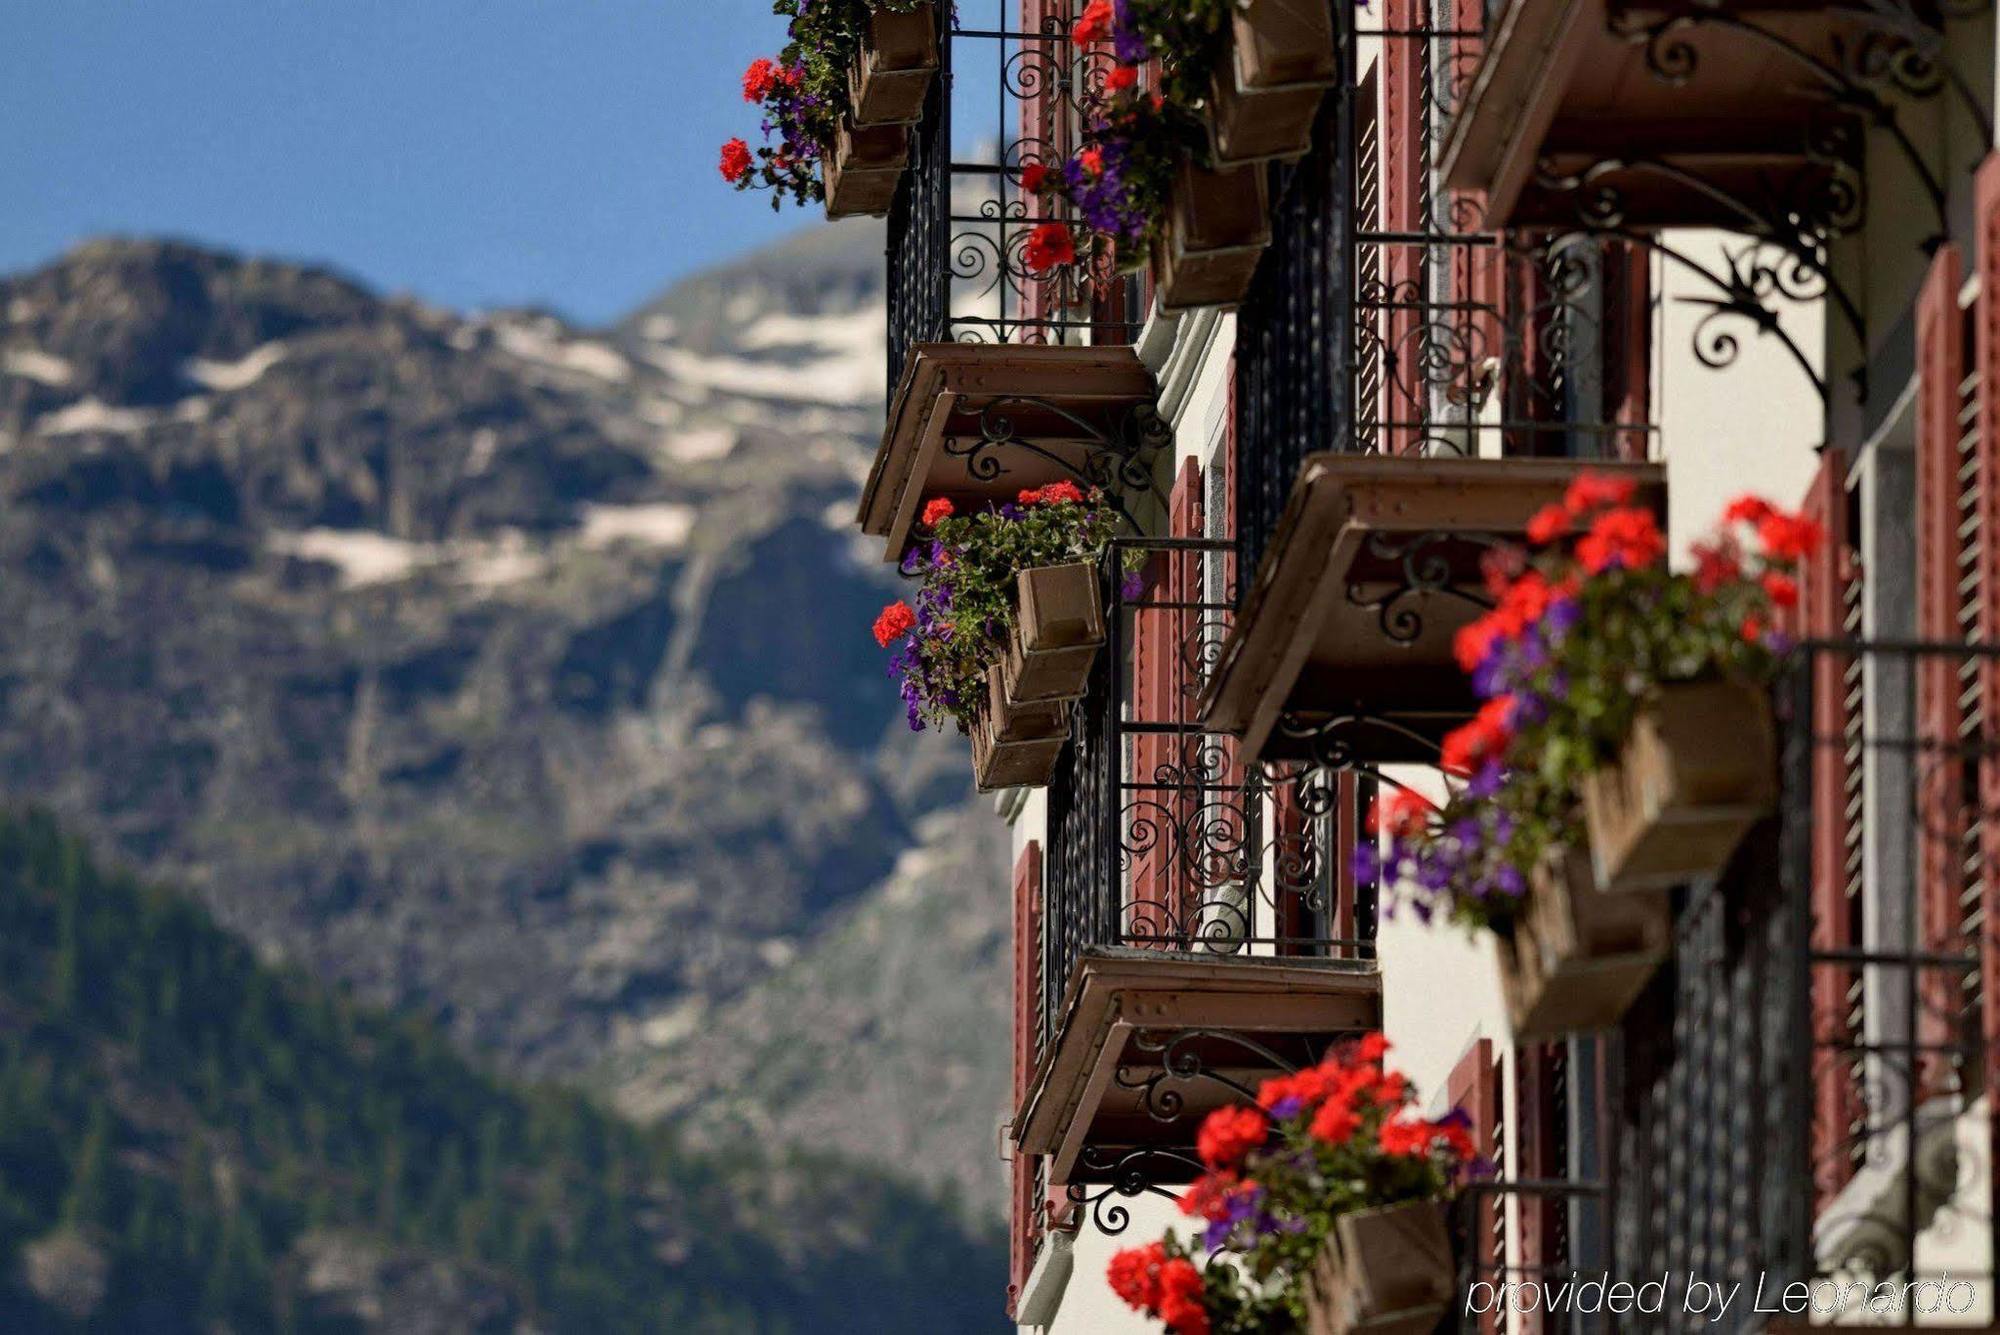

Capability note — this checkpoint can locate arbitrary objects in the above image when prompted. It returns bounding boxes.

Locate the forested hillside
[0,811,1003,1332]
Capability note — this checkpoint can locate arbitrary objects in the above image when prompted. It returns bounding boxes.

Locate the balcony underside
[1200,454,1666,767]
[856,343,1161,563]
[1441,0,1873,229]
[1015,948,1382,1188]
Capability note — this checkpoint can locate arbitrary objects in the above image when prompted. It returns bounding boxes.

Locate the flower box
[1579,680,1777,893]
[1152,160,1272,311]
[1498,850,1670,1041]
[823,119,910,219]
[1303,1201,1455,1335]
[1001,563,1107,705]
[975,661,1070,791]
[1207,0,1336,165]
[848,2,939,127]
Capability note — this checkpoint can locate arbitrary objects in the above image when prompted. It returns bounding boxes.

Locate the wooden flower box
[1152,160,1272,311]
[1303,1201,1455,1335]
[1001,564,1106,706]
[1498,850,1670,1042]
[973,659,1070,792]
[1207,0,1337,165]
[849,2,939,127]
[1579,681,1777,893]
[823,120,910,219]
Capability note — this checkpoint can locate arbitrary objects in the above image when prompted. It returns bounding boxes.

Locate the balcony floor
[1015,947,1382,1187]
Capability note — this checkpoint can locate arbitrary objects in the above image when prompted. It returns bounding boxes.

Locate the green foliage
[0,810,1006,1333]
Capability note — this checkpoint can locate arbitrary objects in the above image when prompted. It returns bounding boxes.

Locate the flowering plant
[1356,475,1822,930]
[1013,0,1226,276]
[1019,95,1205,275]
[721,0,932,208]
[1108,1034,1477,1333]
[872,483,1123,732]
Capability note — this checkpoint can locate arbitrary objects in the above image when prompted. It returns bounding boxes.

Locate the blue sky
[0,2,817,324]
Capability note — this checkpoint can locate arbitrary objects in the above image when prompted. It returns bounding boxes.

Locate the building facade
[854,0,2000,1328]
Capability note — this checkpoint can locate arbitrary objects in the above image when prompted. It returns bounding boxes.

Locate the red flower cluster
[920,497,954,527]
[1380,1112,1476,1160]
[1453,568,1568,674]
[719,138,753,184]
[1366,787,1436,839]
[1575,505,1665,575]
[1073,0,1116,44]
[872,601,916,648]
[1020,161,1050,193]
[1195,1105,1268,1170]
[1440,695,1514,777]
[742,58,780,102]
[1023,221,1077,273]
[1106,1242,1209,1335]
[1107,63,1139,90]
[1251,1033,1427,1148]
[1019,480,1086,507]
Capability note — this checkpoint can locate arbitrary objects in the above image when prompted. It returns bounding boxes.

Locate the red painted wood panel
[1973,152,2000,1108]
[1447,1037,1502,1335]
[1799,450,1863,1206]
[1914,243,1968,1103]
[1007,840,1044,1317]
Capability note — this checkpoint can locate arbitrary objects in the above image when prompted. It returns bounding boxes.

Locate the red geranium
[1563,472,1638,516]
[1574,505,1665,574]
[742,57,779,103]
[920,497,954,527]
[1761,571,1799,609]
[872,601,916,647]
[1440,695,1515,775]
[1195,1105,1268,1169]
[1107,1241,1167,1310]
[1756,512,1824,562]
[1020,480,1085,507]
[1690,540,1742,594]
[1156,1260,1210,1335]
[1023,221,1076,273]
[1073,0,1116,44]
[1106,63,1139,91]
[1080,146,1106,177]
[1020,161,1049,193]
[719,138,753,184]
[1366,788,1435,838]
[1525,502,1570,545]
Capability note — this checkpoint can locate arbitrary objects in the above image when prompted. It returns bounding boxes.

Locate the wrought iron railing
[1606,640,2000,1328]
[1039,538,1380,1057]
[1232,0,1658,591]
[884,0,1142,395]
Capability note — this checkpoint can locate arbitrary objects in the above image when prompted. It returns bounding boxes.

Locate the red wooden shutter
[1008,840,1044,1316]
[1129,460,1203,939]
[1800,450,1864,1206]
[1447,1038,1503,1335]
[1915,243,1970,1100]
[1973,151,2000,1096]
[1380,0,1421,457]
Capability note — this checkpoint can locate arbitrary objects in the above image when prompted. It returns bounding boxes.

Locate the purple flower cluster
[1352,803,1526,925]
[1062,129,1148,244]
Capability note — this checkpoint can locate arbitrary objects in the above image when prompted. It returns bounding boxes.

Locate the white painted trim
[1015,1229,1075,1328]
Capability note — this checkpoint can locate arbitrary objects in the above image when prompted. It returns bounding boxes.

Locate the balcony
[1013,540,1383,1196]
[1439,0,1961,232]
[1203,455,1665,767]
[856,343,1166,563]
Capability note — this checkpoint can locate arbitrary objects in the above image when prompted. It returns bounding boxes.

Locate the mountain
[0,231,1010,1214]
[0,808,1005,1332]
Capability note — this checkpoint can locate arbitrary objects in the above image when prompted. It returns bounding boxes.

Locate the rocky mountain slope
[0,810,1005,1332]
[0,229,1010,1211]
